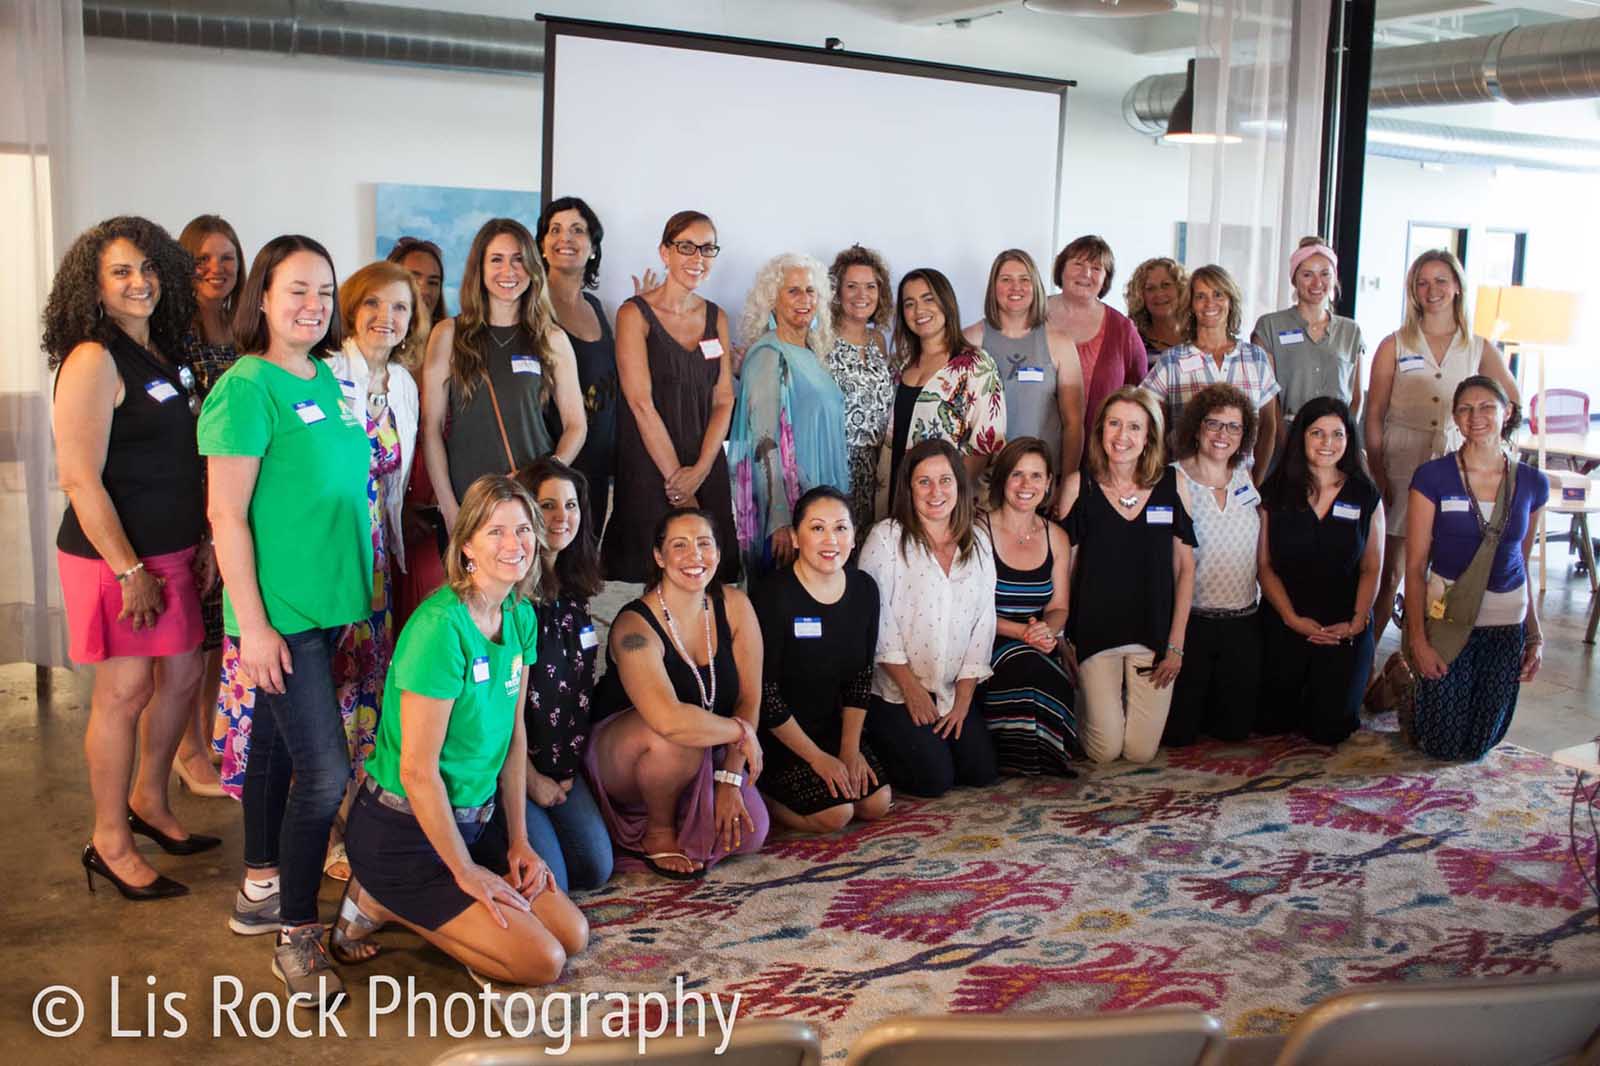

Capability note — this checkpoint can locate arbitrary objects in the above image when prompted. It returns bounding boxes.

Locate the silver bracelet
[712,769,744,788]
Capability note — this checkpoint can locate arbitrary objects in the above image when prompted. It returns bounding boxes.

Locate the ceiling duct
[1125,17,1600,134]
[81,0,544,76]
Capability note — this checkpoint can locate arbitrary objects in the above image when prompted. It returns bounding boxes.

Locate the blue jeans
[240,627,350,926]
[524,774,613,892]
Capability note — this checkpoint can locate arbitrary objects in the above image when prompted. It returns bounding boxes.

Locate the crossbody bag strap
[481,372,518,475]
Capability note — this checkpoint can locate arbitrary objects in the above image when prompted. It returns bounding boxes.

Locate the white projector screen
[544,24,1070,330]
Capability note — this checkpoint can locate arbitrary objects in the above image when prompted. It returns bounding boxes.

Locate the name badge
[699,339,724,360]
[145,379,179,403]
[1231,483,1261,508]
[1146,506,1174,525]
[1331,501,1361,520]
[579,624,599,650]
[1277,329,1305,345]
[793,617,823,638]
[1177,354,1204,375]
[511,356,541,375]
[337,377,358,396]
[471,656,491,684]
[1397,354,1427,373]
[1016,367,1045,383]
[292,400,327,425]
[1562,485,1588,504]
[1440,496,1470,513]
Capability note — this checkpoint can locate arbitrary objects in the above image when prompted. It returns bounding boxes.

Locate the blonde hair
[1124,257,1189,332]
[445,475,547,605]
[982,249,1047,330]
[339,260,432,372]
[1400,249,1470,353]
[738,252,835,355]
[1086,386,1166,488]
[1183,264,1244,342]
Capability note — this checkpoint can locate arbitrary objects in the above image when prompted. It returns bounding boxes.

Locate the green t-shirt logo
[506,654,523,697]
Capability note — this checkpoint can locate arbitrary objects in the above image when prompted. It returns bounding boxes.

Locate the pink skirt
[58,546,204,663]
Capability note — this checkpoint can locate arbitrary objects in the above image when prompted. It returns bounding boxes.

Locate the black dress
[750,568,886,814]
[558,292,618,521]
[600,297,738,583]
[982,537,1079,776]
[592,586,739,723]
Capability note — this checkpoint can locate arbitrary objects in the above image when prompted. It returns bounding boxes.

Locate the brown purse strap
[481,372,518,475]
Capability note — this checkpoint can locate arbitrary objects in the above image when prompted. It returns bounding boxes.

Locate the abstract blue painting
[374,183,540,314]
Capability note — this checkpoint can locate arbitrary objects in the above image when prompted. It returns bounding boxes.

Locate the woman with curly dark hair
[46,215,218,902]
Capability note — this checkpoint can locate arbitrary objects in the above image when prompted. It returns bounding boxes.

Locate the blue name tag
[1277,329,1305,344]
[1331,501,1361,520]
[1397,355,1427,373]
[471,656,491,684]
[511,356,541,375]
[144,379,179,403]
[1147,506,1174,525]
[1017,367,1045,383]
[1440,496,1470,513]
[579,624,599,650]
[1232,483,1261,507]
[794,617,823,638]
[292,400,326,425]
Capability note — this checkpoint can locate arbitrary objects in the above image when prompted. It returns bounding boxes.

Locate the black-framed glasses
[1202,417,1244,436]
[668,240,720,259]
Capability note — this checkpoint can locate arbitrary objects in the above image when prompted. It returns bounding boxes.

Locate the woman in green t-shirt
[337,475,589,987]
[199,235,372,1006]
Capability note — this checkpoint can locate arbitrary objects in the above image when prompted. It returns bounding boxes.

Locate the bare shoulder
[961,320,985,346]
[609,609,661,655]
[721,584,759,627]
[1047,520,1071,553]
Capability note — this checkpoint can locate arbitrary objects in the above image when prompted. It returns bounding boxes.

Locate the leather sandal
[328,877,383,965]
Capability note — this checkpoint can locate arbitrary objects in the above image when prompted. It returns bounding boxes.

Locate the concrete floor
[1,562,1595,1064]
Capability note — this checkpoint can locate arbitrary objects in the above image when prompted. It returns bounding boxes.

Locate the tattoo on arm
[619,632,649,653]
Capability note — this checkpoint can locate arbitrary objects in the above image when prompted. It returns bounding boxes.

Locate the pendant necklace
[656,588,716,711]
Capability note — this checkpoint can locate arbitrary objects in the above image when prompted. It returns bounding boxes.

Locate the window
[1481,229,1527,287]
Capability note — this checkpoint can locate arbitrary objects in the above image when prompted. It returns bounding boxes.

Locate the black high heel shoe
[127,811,222,856]
[82,844,188,900]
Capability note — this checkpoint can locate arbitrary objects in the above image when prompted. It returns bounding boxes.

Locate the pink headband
[1290,243,1338,277]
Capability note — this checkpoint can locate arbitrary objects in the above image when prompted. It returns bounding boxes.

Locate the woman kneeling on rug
[1257,397,1383,745]
[859,439,999,797]
[337,475,589,985]
[587,508,768,879]
[752,486,891,832]
[1404,375,1545,760]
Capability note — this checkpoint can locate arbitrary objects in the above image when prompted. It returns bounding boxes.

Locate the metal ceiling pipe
[1368,116,1600,173]
[1124,17,1600,133]
[82,0,544,76]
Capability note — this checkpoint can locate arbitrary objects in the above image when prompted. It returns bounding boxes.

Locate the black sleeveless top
[56,328,205,559]
[593,586,739,722]
[567,291,617,485]
[445,323,554,499]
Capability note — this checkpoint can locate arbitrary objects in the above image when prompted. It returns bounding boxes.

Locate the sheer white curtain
[0,1,87,671]
[1184,0,1330,324]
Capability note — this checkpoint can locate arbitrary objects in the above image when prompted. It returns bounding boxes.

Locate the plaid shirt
[1140,340,1279,440]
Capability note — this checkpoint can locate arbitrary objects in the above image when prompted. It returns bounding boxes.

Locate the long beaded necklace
[655,588,716,711]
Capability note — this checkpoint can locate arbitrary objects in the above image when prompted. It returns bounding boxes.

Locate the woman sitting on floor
[1404,375,1545,760]
[752,486,891,832]
[586,508,768,879]
[337,475,589,987]
[858,438,999,797]
[1257,397,1384,745]
[517,457,613,891]
[978,437,1080,775]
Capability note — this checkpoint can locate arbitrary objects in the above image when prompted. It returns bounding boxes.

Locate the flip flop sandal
[323,841,351,882]
[328,879,383,965]
[620,846,705,882]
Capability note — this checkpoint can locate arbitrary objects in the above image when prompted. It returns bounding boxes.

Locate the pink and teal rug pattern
[556,730,1600,1055]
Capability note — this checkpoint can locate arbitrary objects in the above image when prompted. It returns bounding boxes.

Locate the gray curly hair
[737,252,835,356]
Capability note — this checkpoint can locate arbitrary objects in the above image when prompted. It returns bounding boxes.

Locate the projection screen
[542,19,1072,325]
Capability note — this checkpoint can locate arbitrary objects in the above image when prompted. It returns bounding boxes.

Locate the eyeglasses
[668,241,720,259]
[177,364,199,416]
[1202,418,1244,436]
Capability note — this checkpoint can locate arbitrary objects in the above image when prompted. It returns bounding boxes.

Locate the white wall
[77,0,1189,316]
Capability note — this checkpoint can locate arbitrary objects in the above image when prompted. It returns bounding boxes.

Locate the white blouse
[857,519,996,716]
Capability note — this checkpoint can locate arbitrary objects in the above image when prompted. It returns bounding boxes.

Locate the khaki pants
[1077,647,1174,764]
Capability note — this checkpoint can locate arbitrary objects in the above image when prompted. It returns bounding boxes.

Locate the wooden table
[1517,430,1600,644]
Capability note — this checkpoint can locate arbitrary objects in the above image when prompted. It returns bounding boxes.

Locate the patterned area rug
[557,728,1600,1057]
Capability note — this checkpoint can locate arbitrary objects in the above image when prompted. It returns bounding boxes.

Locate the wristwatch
[712,769,745,788]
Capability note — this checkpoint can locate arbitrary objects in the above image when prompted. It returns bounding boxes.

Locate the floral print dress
[213,403,402,796]
[823,335,895,531]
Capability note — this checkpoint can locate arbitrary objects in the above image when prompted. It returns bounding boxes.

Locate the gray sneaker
[271,925,346,1007]
[228,886,281,935]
